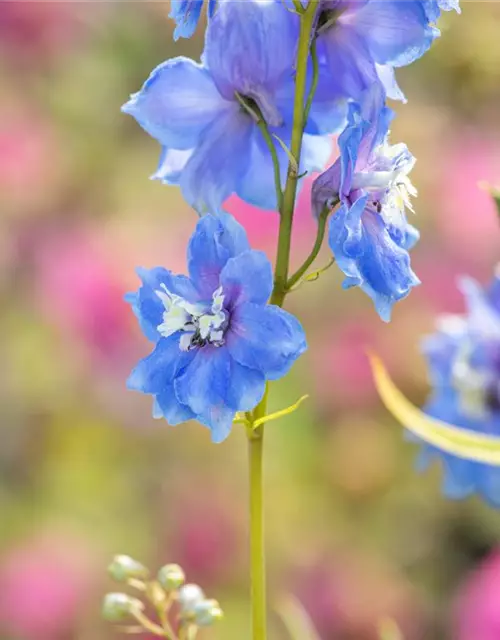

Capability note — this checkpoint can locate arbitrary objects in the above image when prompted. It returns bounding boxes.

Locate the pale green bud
[194,599,223,627]
[177,583,205,614]
[108,555,149,582]
[102,593,144,622]
[157,563,185,591]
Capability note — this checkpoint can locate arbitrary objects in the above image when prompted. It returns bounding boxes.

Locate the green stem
[286,201,338,291]
[248,424,266,640]
[246,7,318,640]
[303,37,318,127]
[270,2,317,307]
[235,91,283,211]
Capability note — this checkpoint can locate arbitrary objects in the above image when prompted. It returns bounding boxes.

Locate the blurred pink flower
[164,484,244,588]
[289,551,425,640]
[0,530,98,640]
[35,227,134,365]
[437,132,500,263]
[225,175,320,260]
[0,106,60,200]
[453,549,500,640]
[313,321,378,411]
[0,1,86,62]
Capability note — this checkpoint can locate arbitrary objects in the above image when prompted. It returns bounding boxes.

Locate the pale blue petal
[235,129,288,211]
[151,147,192,185]
[179,107,252,214]
[188,214,250,298]
[122,57,227,150]
[376,64,407,103]
[320,26,378,103]
[301,133,333,175]
[203,0,299,111]
[353,1,439,67]
[328,198,420,322]
[226,303,307,380]
[219,250,273,309]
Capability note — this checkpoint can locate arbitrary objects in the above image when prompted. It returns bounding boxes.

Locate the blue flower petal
[174,346,265,442]
[352,0,439,67]
[151,147,192,185]
[155,385,196,425]
[329,198,420,322]
[319,26,378,103]
[122,57,227,150]
[188,214,250,298]
[235,129,288,211]
[203,0,299,112]
[219,250,273,309]
[226,303,307,380]
[169,0,204,40]
[423,0,460,22]
[179,107,252,214]
[127,336,181,394]
[128,267,200,341]
[311,157,342,219]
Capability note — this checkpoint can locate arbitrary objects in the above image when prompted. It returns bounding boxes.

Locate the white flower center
[156,285,227,351]
[451,342,490,419]
[351,139,417,225]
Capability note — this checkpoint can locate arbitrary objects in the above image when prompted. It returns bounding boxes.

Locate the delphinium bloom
[418,273,500,506]
[169,1,216,40]
[313,0,438,104]
[312,87,420,321]
[126,214,306,443]
[122,0,337,214]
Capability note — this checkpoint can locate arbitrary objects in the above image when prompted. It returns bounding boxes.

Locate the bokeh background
[2,2,500,639]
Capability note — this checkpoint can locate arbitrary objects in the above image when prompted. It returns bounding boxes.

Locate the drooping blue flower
[417,273,500,507]
[122,0,341,214]
[126,213,307,443]
[169,0,216,40]
[312,86,420,321]
[313,0,439,104]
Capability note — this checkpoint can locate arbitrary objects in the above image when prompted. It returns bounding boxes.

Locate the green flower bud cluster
[102,555,223,639]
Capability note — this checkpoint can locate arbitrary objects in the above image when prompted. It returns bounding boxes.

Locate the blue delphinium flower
[312,87,420,321]
[313,0,439,104]
[169,0,216,40]
[418,273,500,507]
[126,213,307,443]
[122,0,339,214]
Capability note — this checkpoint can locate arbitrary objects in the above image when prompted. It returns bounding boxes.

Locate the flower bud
[157,563,185,591]
[194,599,223,626]
[102,593,144,622]
[108,555,149,582]
[177,583,205,614]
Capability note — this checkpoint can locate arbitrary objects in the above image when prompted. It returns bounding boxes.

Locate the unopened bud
[194,599,223,626]
[102,593,144,622]
[108,555,149,582]
[157,563,185,591]
[178,583,205,614]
